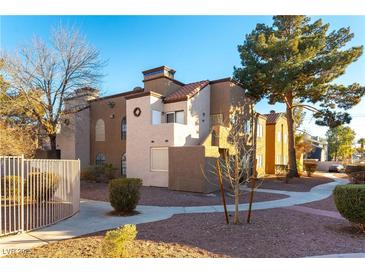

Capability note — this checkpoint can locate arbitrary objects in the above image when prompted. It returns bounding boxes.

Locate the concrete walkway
[0,173,348,256]
[308,253,365,258]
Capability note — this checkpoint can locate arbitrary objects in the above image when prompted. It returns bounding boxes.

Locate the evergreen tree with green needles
[234,16,364,177]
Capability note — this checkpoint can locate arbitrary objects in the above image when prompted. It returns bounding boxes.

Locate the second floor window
[121,117,126,140]
[166,110,184,124]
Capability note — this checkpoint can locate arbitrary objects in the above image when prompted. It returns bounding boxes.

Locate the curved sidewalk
[0,173,348,256]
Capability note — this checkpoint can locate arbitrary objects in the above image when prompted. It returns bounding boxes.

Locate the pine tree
[234,16,364,177]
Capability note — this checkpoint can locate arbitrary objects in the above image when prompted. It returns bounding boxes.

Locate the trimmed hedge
[333,184,365,229]
[304,162,317,177]
[81,163,117,183]
[345,164,365,174]
[108,178,142,212]
[27,172,60,202]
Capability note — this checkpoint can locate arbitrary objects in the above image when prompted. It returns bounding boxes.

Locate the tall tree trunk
[49,134,57,151]
[286,101,299,178]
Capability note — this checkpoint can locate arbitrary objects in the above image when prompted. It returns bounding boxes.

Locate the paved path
[308,253,365,258]
[0,173,349,256]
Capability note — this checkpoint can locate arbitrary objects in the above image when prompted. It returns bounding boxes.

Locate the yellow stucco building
[264,111,289,175]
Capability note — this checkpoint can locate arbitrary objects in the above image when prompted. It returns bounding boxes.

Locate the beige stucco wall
[126,95,171,187]
[126,85,211,188]
[56,94,93,169]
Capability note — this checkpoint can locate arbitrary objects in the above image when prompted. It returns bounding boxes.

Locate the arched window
[96,153,106,165]
[95,119,105,141]
[121,117,127,140]
[121,153,127,176]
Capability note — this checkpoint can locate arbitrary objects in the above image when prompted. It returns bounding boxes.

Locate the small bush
[0,176,25,197]
[109,178,142,212]
[345,164,365,174]
[101,224,137,258]
[81,163,117,183]
[333,184,365,231]
[27,172,59,202]
[304,162,317,177]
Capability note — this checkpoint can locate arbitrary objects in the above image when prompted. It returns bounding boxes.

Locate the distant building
[303,134,328,161]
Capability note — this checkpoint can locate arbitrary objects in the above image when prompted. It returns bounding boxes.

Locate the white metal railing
[0,156,80,237]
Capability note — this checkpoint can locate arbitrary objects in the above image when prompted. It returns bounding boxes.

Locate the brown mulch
[81,180,288,207]
[6,237,223,258]
[135,208,365,258]
[258,173,336,192]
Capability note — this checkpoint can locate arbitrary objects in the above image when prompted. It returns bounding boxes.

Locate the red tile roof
[164,80,209,103]
[263,112,286,124]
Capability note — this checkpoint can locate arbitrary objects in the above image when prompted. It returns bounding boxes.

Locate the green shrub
[0,176,25,197]
[345,164,365,174]
[333,184,365,231]
[27,172,59,202]
[81,163,117,183]
[109,178,142,212]
[304,162,317,177]
[101,224,137,258]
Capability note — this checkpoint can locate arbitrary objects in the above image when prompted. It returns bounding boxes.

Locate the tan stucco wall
[89,96,127,175]
[169,146,218,193]
[144,77,182,97]
[210,81,252,127]
[57,94,94,169]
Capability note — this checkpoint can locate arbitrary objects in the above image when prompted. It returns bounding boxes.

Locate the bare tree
[1,25,105,152]
[207,104,264,225]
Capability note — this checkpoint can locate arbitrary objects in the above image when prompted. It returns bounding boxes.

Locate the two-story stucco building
[57,65,288,192]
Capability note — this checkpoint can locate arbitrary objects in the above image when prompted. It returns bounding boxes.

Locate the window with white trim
[257,123,263,138]
[150,147,168,172]
[152,110,161,125]
[166,110,184,124]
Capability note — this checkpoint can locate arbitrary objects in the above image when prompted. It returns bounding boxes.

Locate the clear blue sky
[1,16,365,139]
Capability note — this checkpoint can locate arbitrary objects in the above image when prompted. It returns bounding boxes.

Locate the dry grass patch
[6,236,224,258]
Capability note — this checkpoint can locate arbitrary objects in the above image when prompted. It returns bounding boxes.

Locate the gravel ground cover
[81,180,288,206]
[135,208,365,258]
[258,174,335,192]
[9,206,364,258]
[6,237,223,258]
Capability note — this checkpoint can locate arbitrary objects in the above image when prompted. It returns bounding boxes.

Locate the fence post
[20,154,25,233]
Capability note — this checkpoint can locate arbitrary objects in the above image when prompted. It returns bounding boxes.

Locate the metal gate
[0,156,80,237]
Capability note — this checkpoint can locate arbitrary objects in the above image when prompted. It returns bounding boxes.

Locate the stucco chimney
[142,65,176,81]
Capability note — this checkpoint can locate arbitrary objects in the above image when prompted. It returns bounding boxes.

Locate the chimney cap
[142,65,176,76]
